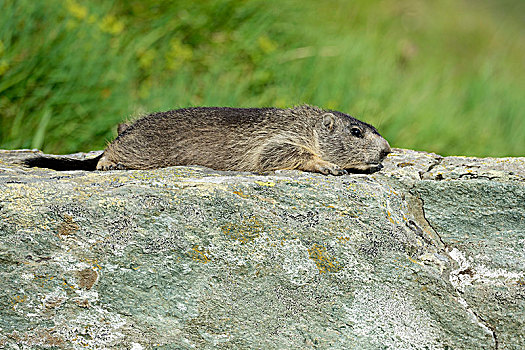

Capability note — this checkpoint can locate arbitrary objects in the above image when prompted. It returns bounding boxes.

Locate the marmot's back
[96,105,391,175]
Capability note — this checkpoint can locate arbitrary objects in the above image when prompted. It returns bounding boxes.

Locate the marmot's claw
[114,163,127,170]
[320,164,346,176]
[330,167,347,176]
[97,162,127,171]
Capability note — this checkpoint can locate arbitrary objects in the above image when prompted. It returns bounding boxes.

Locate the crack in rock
[415,193,500,350]
[418,156,444,180]
[448,247,499,350]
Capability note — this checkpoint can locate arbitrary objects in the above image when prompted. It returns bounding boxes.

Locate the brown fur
[96,105,391,175]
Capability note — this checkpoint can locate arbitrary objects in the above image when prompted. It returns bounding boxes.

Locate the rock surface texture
[0,148,523,349]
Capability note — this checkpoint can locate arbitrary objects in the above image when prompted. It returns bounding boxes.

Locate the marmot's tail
[24,153,103,171]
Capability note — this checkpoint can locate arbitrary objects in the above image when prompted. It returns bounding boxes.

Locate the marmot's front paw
[301,157,348,176]
[100,163,127,171]
[318,163,347,176]
[96,156,127,171]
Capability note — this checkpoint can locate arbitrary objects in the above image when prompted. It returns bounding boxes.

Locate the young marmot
[26,105,391,175]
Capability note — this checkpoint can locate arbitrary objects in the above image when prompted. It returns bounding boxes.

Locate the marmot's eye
[350,127,363,138]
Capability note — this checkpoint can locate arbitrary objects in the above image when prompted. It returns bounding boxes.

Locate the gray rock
[0,148,523,349]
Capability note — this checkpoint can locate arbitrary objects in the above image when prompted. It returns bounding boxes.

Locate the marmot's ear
[322,113,335,130]
[117,123,130,135]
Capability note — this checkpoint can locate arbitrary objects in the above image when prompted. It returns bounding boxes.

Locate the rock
[0,148,523,349]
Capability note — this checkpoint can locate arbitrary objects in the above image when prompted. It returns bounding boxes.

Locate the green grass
[1,0,524,156]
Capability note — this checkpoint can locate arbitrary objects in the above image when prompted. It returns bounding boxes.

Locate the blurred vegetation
[0,0,523,156]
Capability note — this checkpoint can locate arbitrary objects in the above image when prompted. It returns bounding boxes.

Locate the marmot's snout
[366,134,390,164]
[378,140,391,161]
[357,136,390,171]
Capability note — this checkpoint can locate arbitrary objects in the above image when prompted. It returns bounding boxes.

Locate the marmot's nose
[379,149,390,160]
[379,140,391,160]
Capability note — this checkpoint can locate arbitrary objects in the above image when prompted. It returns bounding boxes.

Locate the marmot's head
[316,110,391,172]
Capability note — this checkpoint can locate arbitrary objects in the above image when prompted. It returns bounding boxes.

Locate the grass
[0,0,523,157]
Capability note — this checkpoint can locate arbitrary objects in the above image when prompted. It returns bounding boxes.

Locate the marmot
[26,105,391,175]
